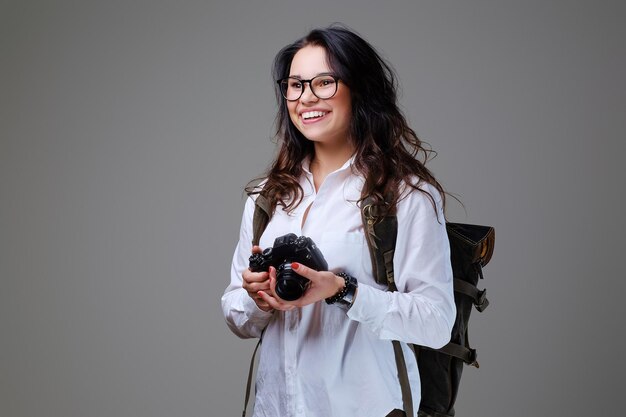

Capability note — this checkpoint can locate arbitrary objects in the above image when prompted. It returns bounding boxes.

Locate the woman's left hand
[257,262,345,310]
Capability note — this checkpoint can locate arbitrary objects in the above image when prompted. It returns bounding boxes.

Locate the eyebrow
[287,72,334,79]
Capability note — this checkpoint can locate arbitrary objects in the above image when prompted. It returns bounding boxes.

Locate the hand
[242,246,273,312]
[257,262,346,311]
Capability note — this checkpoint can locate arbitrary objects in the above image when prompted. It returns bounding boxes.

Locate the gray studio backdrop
[1,1,624,416]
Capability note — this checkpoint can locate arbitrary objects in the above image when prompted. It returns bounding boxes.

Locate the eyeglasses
[277,75,340,101]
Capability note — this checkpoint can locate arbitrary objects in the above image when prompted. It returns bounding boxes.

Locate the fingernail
[291,262,300,270]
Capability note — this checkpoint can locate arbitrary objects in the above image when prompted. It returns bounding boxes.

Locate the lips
[302,110,327,120]
[299,109,330,125]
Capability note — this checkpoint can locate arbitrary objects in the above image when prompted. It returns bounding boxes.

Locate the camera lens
[275,262,309,301]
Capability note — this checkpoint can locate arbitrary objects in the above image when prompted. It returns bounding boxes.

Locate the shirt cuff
[346,283,388,331]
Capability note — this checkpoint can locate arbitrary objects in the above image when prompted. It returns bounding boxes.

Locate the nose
[299,81,318,102]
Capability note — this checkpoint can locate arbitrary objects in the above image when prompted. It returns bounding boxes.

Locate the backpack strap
[361,195,415,416]
[392,340,415,417]
[453,277,489,312]
[361,195,398,288]
[252,192,272,246]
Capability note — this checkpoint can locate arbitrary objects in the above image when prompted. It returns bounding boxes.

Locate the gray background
[1,0,624,416]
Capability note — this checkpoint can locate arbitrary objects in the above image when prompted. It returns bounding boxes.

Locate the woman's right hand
[242,246,274,312]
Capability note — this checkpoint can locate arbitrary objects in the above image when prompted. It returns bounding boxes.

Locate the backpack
[244,191,495,417]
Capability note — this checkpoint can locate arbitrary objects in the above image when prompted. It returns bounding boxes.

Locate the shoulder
[242,179,268,216]
[399,177,444,206]
[246,178,268,198]
[397,178,444,222]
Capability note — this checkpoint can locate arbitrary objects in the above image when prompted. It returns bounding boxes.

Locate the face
[286,45,352,148]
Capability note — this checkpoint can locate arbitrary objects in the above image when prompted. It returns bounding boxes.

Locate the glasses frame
[277,74,341,101]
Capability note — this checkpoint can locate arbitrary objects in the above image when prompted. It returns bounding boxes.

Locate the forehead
[289,45,332,78]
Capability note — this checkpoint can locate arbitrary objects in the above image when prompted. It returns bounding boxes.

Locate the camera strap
[242,192,271,417]
[242,336,262,417]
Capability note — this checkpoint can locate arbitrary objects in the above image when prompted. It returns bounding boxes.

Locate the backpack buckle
[475,288,489,312]
[468,348,480,368]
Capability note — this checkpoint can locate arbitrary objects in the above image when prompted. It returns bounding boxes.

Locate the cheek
[287,103,299,123]
[336,104,352,127]
[334,94,352,126]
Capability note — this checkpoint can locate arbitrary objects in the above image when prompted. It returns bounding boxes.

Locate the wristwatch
[326,272,358,309]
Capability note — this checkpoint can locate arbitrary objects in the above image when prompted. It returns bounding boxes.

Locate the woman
[222,25,456,417]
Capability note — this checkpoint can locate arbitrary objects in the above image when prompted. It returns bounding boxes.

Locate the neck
[309,141,355,191]
[311,141,355,174]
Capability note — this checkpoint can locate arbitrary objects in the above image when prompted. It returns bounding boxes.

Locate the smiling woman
[284,46,353,155]
[221,24,455,417]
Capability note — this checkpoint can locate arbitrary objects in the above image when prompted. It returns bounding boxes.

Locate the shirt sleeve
[347,183,456,349]
[221,196,274,339]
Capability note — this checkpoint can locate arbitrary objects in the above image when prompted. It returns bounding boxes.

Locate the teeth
[302,111,327,120]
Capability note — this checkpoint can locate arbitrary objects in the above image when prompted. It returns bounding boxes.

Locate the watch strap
[326,272,358,308]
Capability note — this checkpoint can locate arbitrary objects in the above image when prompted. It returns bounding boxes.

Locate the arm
[221,196,274,339]
[347,184,456,348]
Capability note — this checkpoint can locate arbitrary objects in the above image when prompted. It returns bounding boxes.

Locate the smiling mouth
[301,111,328,121]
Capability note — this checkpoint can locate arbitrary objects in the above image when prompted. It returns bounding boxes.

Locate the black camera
[249,233,328,301]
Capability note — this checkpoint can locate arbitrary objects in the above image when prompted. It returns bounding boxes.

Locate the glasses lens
[280,78,303,101]
[310,75,338,99]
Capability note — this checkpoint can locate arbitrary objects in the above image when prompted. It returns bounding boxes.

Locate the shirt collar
[302,154,356,175]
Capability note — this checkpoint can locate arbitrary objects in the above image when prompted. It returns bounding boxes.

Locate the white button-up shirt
[222,157,455,417]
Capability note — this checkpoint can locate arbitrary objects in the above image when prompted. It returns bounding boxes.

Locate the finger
[267,267,285,298]
[257,302,272,312]
[243,281,271,294]
[258,290,295,311]
[264,268,292,309]
[266,271,305,307]
[252,295,273,312]
[251,245,263,254]
[245,286,272,307]
[243,269,269,283]
[290,262,318,281]
[268,266,277,291]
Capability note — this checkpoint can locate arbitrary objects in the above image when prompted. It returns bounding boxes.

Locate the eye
[289,80,303,89]
[314,76,335,88]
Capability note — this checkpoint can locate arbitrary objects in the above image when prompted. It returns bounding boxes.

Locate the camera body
[249,233,328,301]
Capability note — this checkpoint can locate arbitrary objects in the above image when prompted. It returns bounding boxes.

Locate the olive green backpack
[244,192,495,417]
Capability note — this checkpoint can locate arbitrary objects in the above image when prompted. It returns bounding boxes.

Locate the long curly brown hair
[247,24,446,217]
